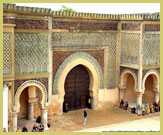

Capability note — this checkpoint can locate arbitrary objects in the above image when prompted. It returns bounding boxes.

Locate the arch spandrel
[53,52,103,95]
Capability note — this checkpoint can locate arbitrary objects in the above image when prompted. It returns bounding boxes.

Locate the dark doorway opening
[64,65,90,112]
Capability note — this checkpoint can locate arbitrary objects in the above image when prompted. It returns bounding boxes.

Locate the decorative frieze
[15,19,48,29]
[145,24,160,31]
[122,23,141,31]
[52,21,118,30]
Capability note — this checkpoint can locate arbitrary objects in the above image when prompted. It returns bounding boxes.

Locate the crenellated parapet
[3,3,160,21]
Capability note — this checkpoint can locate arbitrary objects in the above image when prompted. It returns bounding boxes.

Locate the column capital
[119,88,125,91]
[155,91,160,95]
[12,111,17,116]
[137,92,143,97]
[119,84,126,89]
[153,87,159,92]
[28,102,34,105]
[3,83,9,91]
[41,108,48,113]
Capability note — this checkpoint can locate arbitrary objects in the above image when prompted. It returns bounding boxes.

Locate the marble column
[3,83,8,131]
[155,91,160,104]
[41,109,48,130]
[28,102,34,120]
[119,88,125,101]
[12,112,17,132]
[137,92,143,106]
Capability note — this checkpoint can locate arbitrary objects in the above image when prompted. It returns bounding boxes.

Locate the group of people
[119,99,160,116]
[16,126,28,132]
[15,124,44,132]
[136,101,160,116]
[32,124,44,132]
[119,100,129,110]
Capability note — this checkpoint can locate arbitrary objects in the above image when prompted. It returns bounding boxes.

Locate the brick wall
[52,21,118,30]
[145,24,160,31]
[15,19,48,29]
[121,23,141,31]
[3,17,15,24]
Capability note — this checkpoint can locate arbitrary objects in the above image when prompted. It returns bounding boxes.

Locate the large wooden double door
[64,65,90,111]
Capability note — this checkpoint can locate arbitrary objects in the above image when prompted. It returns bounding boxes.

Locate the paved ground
[18,105,160,132]
[76,116,160,132]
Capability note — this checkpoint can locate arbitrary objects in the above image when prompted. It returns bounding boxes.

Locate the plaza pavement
[75,116,160,132]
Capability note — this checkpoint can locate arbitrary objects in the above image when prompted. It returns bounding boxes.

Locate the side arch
[142,70,160,93]
[120,69,138,91]
[14,80,48,112]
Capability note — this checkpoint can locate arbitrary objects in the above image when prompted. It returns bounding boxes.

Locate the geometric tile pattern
[3,32,11,75]
[143,34,160,65]
[15,33,48,74]
[52,32,117,89]
[52,32,116,47]
[107,33,117,88]
[120,33,140,65]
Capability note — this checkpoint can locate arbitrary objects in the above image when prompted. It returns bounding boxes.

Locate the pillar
[28,86,36,99]
[3,83,8,131]
[119,88,125,101]
[12,112,17,132]
[28,102,34,120]
[41,109,48,130]
[48,16,53,105]
[137,92,143,106]
[155,91,160,104]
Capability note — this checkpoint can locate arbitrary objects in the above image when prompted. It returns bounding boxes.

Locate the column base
[43,125,49,131]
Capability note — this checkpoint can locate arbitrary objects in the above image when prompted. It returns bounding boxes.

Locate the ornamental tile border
[53,52,103,94]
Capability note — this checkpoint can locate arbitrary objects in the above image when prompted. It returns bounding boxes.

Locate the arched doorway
[53,52,103,113]
[120,70,137,105]
[142,70,160,104]
[124,74,136,102]
[64,65,90,111]
[12,80,48,132]
[18,87,28,119]
[18,86,43,120]
[143,75,155,103]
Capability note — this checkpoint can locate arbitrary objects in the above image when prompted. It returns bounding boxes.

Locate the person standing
[83,110,87,125]
[3,128,7,132]
[158,101,160,112]
[137,105,141,116]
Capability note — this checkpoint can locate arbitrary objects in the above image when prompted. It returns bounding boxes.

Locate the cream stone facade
[3,3,160,131]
